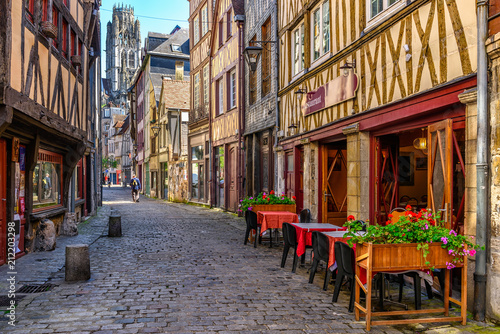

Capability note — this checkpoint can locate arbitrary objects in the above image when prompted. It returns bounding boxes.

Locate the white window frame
[203,64,209,110]
[201,5,208,36]
[365,0,406,30]
[292,23,305,76]
[218,78,224,115]
[310,1,330,63]
[194,72,200,109]
[229,69,236,109]
[193,15,200,45]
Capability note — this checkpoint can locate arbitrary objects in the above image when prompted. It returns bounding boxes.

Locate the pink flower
[441,237,448,245]
[448,249,454,255]
[469,249,476,256]
[248,207,253,211]
[446,262,455,270]
[449,230,457,236]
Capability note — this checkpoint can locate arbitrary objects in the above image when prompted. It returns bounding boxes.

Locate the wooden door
[0,139,6,265]
[285,151,294,199]
[428,120,453,229]
[376,136,399,224]
[322,146,348,226]
[228,144,238,212]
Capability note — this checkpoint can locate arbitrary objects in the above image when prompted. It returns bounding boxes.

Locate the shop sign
[301,72,359,116]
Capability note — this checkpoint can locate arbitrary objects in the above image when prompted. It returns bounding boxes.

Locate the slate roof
[150,28,190,57]
[161,79,190,110]
[232,0,244,16]
[116,115,130,136]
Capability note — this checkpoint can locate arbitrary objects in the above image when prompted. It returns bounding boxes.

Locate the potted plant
[343,206,481,271]
[239,191,296,213]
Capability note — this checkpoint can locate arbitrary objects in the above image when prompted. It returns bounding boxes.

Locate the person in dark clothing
[130,174,141,202]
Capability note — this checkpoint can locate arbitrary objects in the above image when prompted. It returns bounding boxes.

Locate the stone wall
[168,159,188,203]
[303,142,319,221]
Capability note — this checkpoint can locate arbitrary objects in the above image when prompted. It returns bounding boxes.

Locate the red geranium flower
[263,195,266,199]
[267,197,270,201]
[388,214,393,218]
[270,190,275,195]
[292,196,296,200]
[347,215,355,221]
[405,204,412,211]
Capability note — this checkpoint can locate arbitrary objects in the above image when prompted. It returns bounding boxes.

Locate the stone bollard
[65,244,90,281]
[108,214,122,237]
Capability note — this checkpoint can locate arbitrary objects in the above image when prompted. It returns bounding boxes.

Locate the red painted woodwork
[228,144,238,212]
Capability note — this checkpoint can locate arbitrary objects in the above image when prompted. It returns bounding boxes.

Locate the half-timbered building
[188,0,212,206]
[243,0,278,198]
[277,0,479,308]
[210,0,245,212]
[0,0,101,261]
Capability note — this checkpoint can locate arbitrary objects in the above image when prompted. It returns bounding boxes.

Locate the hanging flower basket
[40,21,57,39]
[71,55,82,66]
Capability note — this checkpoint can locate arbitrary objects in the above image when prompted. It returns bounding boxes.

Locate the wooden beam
[0,105,13,136]
[0,0,12,87]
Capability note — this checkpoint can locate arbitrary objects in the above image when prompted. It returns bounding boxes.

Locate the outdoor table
[289,223,343,257]
[321,231,367,284]
[257,211,299,247]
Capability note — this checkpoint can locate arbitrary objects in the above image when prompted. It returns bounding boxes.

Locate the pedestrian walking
[130,174,141,202]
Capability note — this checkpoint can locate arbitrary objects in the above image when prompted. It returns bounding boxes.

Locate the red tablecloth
[291,223,344,257]
[257,211,299,235]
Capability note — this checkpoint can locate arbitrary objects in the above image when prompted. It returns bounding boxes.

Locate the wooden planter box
[356,242,458,271]
[354,242,467,331]
[41,21,57,39]
[251,204,295,213]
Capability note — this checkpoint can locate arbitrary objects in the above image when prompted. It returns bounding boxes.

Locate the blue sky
[100,0,189,73]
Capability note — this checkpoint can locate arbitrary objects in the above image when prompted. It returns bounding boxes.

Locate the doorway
[322,143,348,226]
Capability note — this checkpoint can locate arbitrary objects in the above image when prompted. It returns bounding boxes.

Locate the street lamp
[243,45,263,72]
[339,59,356,76]
[151,125,160,138]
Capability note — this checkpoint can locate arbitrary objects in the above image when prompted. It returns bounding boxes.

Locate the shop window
[75,159,83,200]
[201,4,208,36]
[292,24,305,76]
[311,1,330,62]
[33,150,62,211]
[261,18,272,97]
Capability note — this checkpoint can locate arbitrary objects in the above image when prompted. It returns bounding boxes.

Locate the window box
[41,21,57,39]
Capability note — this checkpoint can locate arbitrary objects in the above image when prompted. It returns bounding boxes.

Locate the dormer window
[171,44,182,52]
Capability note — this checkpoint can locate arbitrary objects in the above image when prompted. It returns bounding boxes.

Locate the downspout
[474,0,489,322]
[274,0,279,191]
[208,59,213,208]
[236,14,245,207]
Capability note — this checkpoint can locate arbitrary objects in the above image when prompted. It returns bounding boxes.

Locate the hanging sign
[302,72,359,116]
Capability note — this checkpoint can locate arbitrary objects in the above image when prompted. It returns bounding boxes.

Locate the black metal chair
[281,222,299,273]
[244,210,260,248]
[308,231,331,291]
[332,241,356,312]
[299,208,311,224]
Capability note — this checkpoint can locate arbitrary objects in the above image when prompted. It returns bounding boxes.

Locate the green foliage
[343,208,483,269]
[102,157,118,169]
[239,191,296,212]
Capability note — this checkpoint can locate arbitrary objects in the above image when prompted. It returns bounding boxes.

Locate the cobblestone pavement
[1,186,499,333]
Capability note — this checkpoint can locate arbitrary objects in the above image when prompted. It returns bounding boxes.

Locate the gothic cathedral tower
[105,4,141,106]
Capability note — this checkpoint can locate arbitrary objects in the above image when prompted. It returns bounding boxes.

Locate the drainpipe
[236,14,245,206]
[474,0,489,322]
[274,1,280,191]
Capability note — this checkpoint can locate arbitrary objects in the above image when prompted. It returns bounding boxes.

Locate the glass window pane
[294,29,300,74]
[313,9,321,60]
[192,145,203,160]
[33,164,40,202]
[371,0,383,18]
[199,164,204,200]
[301,24,304,69]
[322,2,330,54]
[287,154,294,172]
[192,163,199,198]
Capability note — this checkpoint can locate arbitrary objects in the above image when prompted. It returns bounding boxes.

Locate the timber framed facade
[277,0,479,313]
[0,0,101,261]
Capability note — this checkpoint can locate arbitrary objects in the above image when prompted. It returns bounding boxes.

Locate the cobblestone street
[1,187,499,333]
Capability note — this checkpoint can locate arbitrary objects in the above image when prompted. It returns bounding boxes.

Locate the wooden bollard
[108,214,122,237]
[65,244,90,281]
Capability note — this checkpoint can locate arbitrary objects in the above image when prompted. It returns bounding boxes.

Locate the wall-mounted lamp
[288,122,299,136]
[243,45,263,72]
[339,59,356,76]
[151,125,161,138]
[294,87,307,102]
